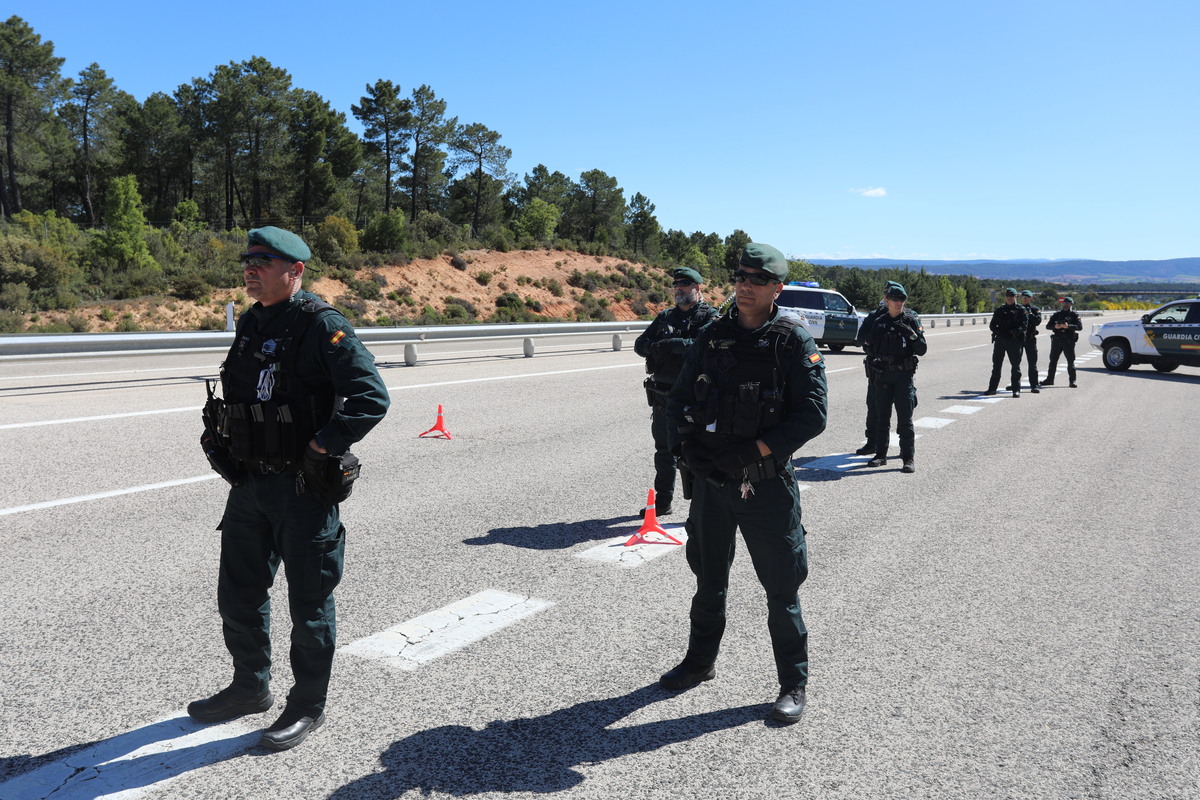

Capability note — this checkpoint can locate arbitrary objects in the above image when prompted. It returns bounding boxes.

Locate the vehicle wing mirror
[1141,314,1150,323]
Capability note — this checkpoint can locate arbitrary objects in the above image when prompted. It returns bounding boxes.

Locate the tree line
[0,15,1158,329]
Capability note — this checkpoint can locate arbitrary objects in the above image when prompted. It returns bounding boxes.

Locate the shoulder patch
[330,330,346,345]
[808,352,822,364]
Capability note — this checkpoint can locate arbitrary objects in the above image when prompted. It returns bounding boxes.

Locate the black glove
[651,338,682,359]
[301,445,334,499]
[680,440,717,479]
[893,319,918,340]
[713,439,763,477]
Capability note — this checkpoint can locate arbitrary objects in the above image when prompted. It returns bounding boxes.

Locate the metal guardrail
[0,321,653,360]
[0,311,1111,360]
[920,310,1103,328]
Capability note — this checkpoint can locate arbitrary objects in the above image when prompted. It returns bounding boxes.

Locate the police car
[775,282,864,351]
[1089,298,1200,372]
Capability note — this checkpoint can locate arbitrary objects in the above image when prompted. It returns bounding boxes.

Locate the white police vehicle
[775,282,864,351]
[1089,298,1200,372]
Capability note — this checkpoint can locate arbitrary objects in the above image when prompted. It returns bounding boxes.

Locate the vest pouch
[760,388,784,429]
[251,404,278,468]
[226,403,254,462]
[730,382,762,438]
[276,404,298,465]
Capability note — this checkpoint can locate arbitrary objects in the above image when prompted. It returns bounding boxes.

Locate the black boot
[771,685,806,724]
[854,442,877,456]
[188,687,274,724]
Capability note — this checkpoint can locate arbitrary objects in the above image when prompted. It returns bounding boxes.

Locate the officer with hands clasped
[634,267,718,516]
[191,226,390,751]
[860,281,926,473]
[662,243,828,725]
[1017,290,1042,393]
[1044,296,1083,387]
[986,288,1027,397]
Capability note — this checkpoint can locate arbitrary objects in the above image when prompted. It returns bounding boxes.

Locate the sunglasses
[672,280,696,287]
[239,252,295,267]
[731,270,777,286]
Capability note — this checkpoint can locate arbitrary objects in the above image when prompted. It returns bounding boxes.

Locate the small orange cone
[624,489,683,546]
[418,404,453,439]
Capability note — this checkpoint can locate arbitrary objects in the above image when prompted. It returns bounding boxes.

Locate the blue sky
[13,0,1198,261]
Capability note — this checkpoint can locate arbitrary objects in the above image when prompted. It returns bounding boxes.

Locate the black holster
[679,463,695,500]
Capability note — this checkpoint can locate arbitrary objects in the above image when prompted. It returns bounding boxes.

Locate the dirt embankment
[20,249,729,333]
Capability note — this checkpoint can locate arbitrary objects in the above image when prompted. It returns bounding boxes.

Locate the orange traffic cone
[418,404,452,439]
[624,489,683,546]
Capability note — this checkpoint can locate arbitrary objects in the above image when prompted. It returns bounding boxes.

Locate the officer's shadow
[327,684,764,798]
[464,515,642,550]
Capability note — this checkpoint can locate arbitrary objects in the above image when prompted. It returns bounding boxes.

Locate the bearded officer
[662,243,827,725]
[634,267,718,515]
[191,226,390,750]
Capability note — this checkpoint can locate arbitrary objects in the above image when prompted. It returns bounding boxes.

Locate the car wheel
[1102,339,1132,371]
[826,343,845,352]
[1152,361,1179,373]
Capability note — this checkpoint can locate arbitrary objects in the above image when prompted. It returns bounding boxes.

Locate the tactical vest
[647,303,718,385]
[869,312,919,371]
[691,316,800,442]
[214,297,339,471]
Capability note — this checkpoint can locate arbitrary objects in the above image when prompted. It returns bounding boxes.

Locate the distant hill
[806,257,1200,284]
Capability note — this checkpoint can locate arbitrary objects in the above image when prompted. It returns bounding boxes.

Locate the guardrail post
[929,319,935,328]
[612,334,622,351]
[225,302,235,332]
[404,343,418,366]
[523,338,535,358]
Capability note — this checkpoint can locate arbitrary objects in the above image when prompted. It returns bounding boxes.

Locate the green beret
[671,267,704,285]
[1020,289,1033,297]
[247,226,311,262]
[885,282,907,300]
[738,243,788,280]
[1004,287,1017,295]
[1061,296,1074,304]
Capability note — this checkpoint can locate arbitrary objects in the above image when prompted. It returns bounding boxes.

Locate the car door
[777,289,826,339]
[821,292,859,343]
[1141,302,1200,360]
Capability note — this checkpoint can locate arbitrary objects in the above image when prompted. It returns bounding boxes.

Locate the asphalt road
[2,314,1197,800]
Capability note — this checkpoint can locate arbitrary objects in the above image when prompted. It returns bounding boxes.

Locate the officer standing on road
[191,226,390,751]
[854,287,890,456]
[634,267,718,516]
[1016,290,1042,393]
[1044,296,1083,388]
[662,243,827,725]
[985,288,1027,397]
[862,282,926,473]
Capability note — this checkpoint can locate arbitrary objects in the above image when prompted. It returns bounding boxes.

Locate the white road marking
[2,363,641,430]
[0,366,208,382]
[913,417,956,429]
[0,714,260,799]
[825,366,859,374]
[0,406,202,430]
[953,342,994,351]
[0,475,219,517]
[940,405,983,415]
[969,396,1008,403]
[577,526,690,567]
[341,590,552,671]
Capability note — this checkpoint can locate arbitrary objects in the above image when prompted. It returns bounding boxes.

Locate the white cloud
[850,187,887,197]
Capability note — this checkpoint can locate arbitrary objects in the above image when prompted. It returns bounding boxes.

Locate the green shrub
[546,279,564,297]
[67,313,90,332]
[197,316,224,331]
[475,271,491,286]
[444,296,477,320]
[450,253,468,270]
[115,314,141,332]
[172,273,211,302]
[0,311,24,332]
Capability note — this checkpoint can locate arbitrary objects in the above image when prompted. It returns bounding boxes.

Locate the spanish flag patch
[808,352,822,364]
[330,330,346,345]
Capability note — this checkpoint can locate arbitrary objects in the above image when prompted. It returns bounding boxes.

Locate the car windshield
[824,294,851,313]
[1149,304,1192,324]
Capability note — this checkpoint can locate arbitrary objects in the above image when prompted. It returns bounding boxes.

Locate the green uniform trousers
[873,370,917,458]
[650,401,677,504]
[989,338,1024,391]
[218,471,345,715]
[682,465,809,687]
